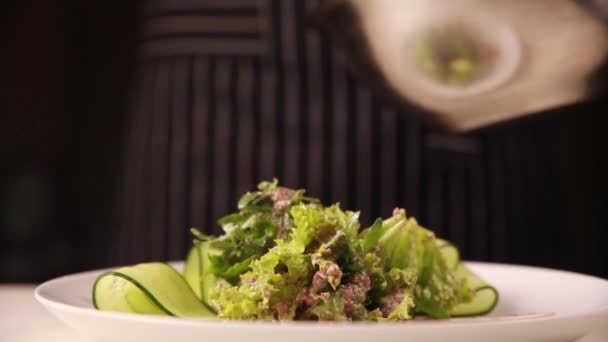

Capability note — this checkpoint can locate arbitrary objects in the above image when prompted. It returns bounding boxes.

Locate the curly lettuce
[194,180,478,321]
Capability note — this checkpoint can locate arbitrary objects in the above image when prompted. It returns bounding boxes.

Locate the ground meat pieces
[311,262,343,291]
[342,286,361,313]
[297,288,319,306]
[273,201,291,216]
[326,263,342,279]
[273,301,292,319]
[379,291,405,317]
[342,272,372,314]
[312,270,328,291]
[272,187,295,215]
[351,271,372,292]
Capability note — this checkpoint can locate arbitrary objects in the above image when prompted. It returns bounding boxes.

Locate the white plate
[35,262,608,342]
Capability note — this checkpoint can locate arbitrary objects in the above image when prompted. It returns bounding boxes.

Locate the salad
[93,180,497,321]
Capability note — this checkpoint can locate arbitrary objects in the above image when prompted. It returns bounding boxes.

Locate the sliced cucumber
[93,270,169,316]
[92,272,136,313]
[184,242,217,307]
[182,242,219,310]
[450,263,499,317]
[199,242,219,309]
[125,281,167,315]
[93,262,216,318]
[183,246,202,299]
[438,240,499,317]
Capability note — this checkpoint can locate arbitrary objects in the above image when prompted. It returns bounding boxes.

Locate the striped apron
[113,0,565,270]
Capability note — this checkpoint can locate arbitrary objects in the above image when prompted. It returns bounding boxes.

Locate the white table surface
[2,285,85,341]
[2,285,607,342]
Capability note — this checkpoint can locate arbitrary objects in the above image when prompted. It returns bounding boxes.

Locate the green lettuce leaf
[374,209,474,318]
[386,294,415,320]
[195,180,318,284]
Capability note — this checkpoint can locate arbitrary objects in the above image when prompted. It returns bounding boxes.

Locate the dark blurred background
[1,1,141,281]
[1,1,607,283]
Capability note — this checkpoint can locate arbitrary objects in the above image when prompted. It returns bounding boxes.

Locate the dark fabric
[114,0,565,269]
